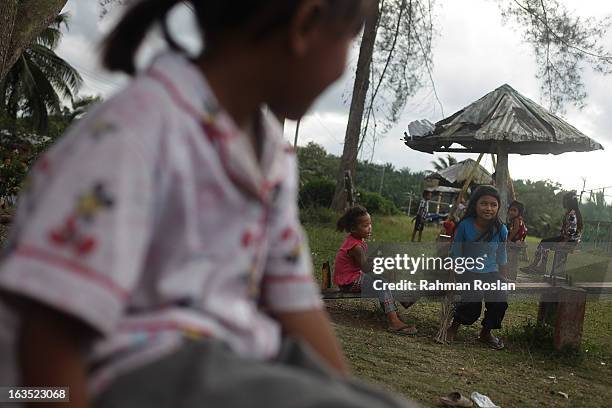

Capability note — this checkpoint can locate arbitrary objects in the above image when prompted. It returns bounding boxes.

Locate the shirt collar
[145,52,288,203]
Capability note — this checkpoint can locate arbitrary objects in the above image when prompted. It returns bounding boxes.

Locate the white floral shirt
[0,52,321,395]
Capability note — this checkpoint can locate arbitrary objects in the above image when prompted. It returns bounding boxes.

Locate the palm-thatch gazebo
[404,84,604,220]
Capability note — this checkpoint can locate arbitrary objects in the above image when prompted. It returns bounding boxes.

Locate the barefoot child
[445,186,509,350]
[411,190,432,242]
[0,1,419,406]
[335,206,417,335]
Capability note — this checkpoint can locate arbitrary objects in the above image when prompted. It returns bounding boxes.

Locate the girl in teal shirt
[446,186,509,350]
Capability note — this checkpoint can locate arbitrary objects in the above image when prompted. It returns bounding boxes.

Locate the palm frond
[49,12,71,31]
[446,155,458,166]
[28,44,83,101]
[19,54,62,131]
[35,27,62,49]
[0,11,80,132]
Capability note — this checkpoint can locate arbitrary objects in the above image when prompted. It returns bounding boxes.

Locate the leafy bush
[358,190,399,215]
[299,206,336,225]
[299,178,335,208]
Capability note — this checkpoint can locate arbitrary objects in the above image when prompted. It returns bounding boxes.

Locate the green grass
[304,214,441,280]
[306,214,612,407]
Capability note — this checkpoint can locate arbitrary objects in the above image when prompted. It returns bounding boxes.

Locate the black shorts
[414,219,425,231]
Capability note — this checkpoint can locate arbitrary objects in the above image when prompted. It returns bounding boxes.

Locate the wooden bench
[321,261,612,351]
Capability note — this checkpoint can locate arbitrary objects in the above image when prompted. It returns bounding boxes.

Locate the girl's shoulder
[457,217,475,229]
[453,218,473,238]
[65,73,176,151]
[499,222,509,236]
[341,234,364,250]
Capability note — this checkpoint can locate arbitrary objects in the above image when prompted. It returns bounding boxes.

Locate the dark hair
[337,205,368,232]
[508,200,525,216]
[562,191,578,210]
[422,190,432,198]
[103,0,374,75]
[458,185,504,242]
[562,191,583,231]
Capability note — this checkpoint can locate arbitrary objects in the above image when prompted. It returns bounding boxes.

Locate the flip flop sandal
[388,325,418,336]
[440,392,473,407]
[478,336,504,350]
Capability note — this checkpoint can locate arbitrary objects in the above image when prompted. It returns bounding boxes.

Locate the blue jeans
[339,272,397,314]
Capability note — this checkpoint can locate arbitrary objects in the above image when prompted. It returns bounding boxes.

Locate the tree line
[298,142,612,237]
[297,142,426,215]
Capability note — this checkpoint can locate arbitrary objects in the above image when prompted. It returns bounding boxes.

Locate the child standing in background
[507,201,527,243]
[335,206,417,335]
[0,1,420,407]
[411,190,432,242]
[507,200,527,281]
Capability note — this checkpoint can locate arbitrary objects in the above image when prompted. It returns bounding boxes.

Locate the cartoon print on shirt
[48,183,115,255]
[284,243,302,264]
[201,98,220,126]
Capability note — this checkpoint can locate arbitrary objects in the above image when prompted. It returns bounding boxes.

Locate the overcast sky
[56,0,612,200]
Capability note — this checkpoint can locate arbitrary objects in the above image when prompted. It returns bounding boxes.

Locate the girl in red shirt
[507,201,527,243]
[334,206,417,335]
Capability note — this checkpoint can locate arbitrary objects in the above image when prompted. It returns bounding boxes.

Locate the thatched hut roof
[427,159,492,186]
[404,84,603,155]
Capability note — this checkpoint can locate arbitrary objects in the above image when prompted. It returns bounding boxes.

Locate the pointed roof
[428,159,493,186]
[404,84,604,155]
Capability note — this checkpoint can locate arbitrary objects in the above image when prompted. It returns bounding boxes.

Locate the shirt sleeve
[496,225,508,266]
[0,103,156,335]
[260,151,322,313]
[418,200,427,219]
[344,239,362,254]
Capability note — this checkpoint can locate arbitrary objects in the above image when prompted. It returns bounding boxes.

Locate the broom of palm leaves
[434,268,457,344]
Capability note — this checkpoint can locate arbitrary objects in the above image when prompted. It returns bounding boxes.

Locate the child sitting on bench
[335,206,417,335]
[522,192,582,275]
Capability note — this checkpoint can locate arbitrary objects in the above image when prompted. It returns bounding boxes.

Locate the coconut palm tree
[0,13,82,132]
[431,154,458,172]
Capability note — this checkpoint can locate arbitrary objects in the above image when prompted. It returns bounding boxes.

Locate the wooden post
[537,289,558,326]
[407,194,413,216]
[537,278,560,327]
[495,145,510,222]
[293,118,301,148]
[321,261,331,289]
[492,153,516,200]
[553,287,587,351]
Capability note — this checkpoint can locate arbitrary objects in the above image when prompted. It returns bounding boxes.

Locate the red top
[334,235,366,286]
[509,216,527,242]
[442,219,455,236]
